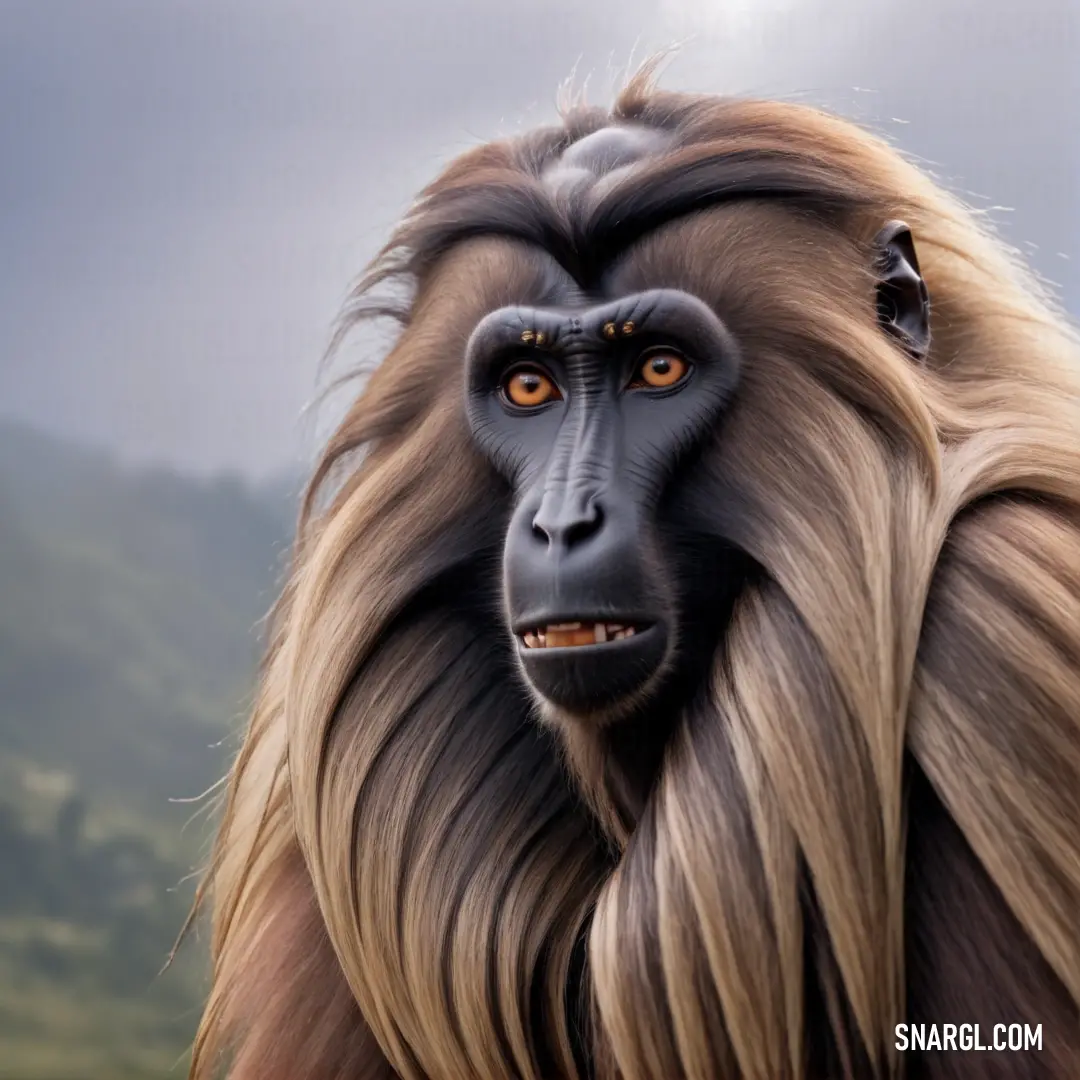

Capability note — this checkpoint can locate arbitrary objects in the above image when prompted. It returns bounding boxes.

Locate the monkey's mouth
[512,616,666,716]
[519,620,649,649]
[512,616,667,716]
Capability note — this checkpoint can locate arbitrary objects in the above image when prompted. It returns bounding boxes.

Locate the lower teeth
[521,624,639,648]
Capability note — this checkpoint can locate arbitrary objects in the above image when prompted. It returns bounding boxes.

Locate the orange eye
[632,351,689,390]
[503,367,560,408]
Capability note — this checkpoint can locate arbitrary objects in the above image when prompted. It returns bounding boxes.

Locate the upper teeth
[521,622,638,649]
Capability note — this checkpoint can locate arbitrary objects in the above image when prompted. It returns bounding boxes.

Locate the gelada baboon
[188,67,1080,1080]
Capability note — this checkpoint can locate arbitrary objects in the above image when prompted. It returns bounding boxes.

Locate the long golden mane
[189,71,1080,1080]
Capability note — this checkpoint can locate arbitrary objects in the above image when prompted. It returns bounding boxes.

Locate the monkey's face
[457,126,931,725]
[464,288,741,721]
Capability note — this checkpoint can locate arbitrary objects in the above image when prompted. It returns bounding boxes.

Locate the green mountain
[0,421,298,1080]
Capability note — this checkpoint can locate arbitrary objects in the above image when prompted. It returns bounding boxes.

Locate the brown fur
[187,69,1080,1079]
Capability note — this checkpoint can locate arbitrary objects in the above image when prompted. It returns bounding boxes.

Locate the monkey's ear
[873,220,931,361]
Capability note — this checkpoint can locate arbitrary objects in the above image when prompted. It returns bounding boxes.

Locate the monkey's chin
[515,623,668,721]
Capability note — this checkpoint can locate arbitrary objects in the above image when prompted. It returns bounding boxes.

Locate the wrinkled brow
[399,142,877,290]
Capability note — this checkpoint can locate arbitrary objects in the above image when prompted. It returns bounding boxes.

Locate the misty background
[0,2,1077,1078]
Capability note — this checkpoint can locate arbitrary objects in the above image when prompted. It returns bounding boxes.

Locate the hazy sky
[1,0,1077,479]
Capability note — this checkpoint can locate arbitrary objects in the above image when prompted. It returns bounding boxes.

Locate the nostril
[565,504,603,548]
[530,500,604,551]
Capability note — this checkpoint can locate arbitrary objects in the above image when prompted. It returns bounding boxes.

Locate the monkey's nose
[531,496,605,553]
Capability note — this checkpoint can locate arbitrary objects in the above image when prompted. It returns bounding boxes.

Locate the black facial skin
[464,288,741,719]
[462,228,931,723]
